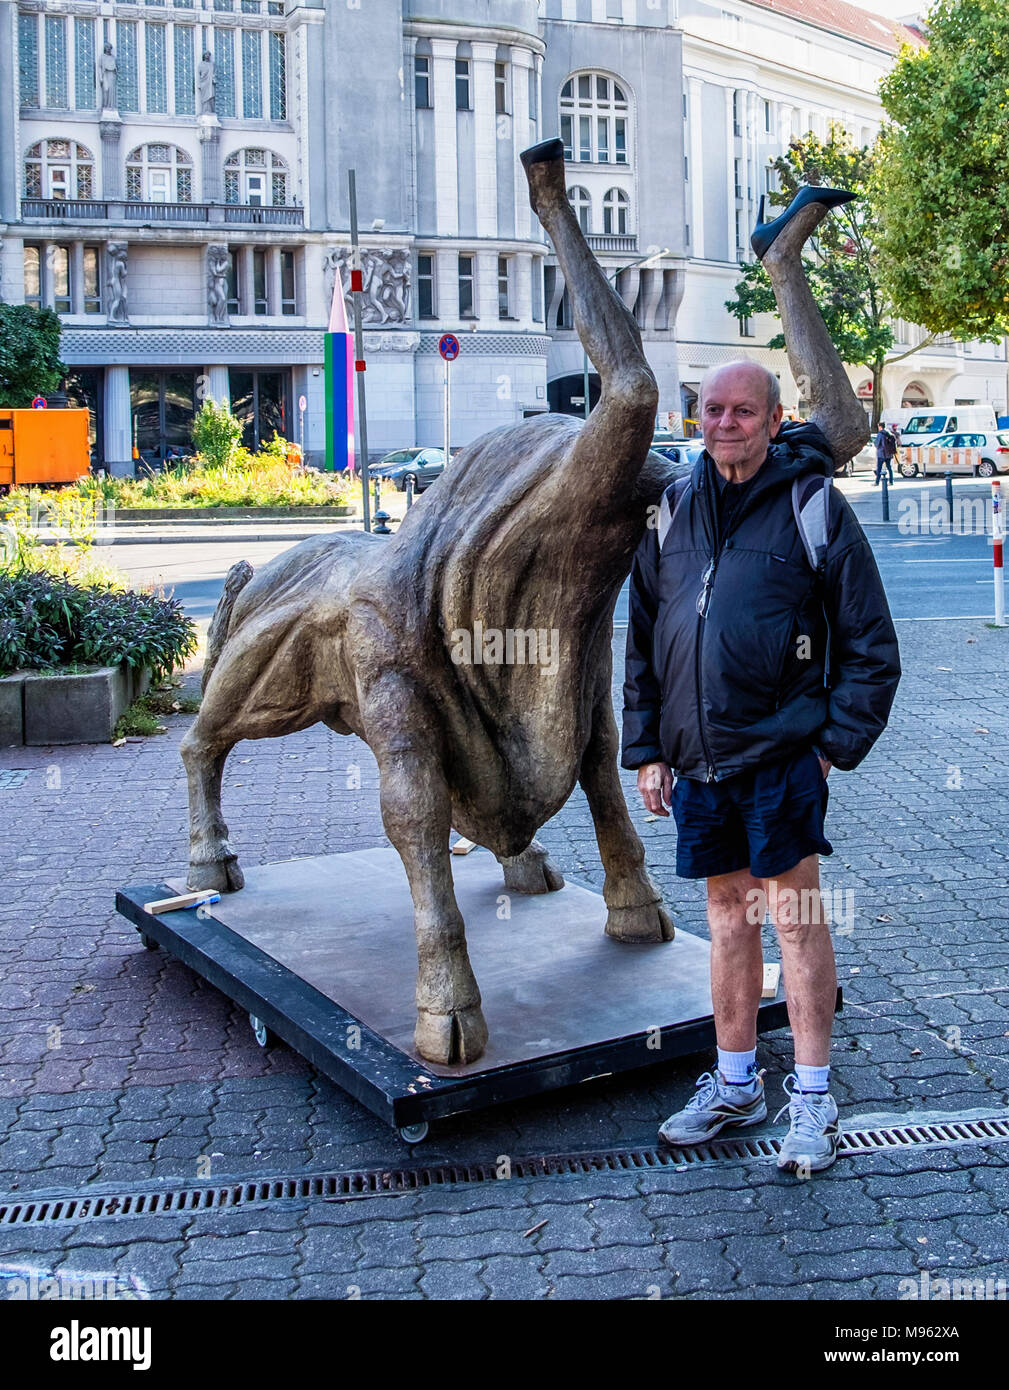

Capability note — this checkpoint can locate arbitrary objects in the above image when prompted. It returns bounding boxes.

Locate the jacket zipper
[695,554,718,782]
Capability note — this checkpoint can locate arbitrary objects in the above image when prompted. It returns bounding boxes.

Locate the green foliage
[0,569,197,681]
[61,446,352,509]
[0,305,66,408]
[873,0,1009,339]
[191,397,244,470]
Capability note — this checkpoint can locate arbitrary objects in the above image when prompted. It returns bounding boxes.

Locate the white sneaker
[774,1073,840,1174]
[658,1068,767,1146]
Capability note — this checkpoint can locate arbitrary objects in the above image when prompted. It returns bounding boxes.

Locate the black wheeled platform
[115,848,823,1142]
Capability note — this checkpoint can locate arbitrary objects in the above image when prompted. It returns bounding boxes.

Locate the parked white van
[880,404,997,445]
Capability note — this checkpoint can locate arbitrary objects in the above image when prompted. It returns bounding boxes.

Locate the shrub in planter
[0,570,197,683]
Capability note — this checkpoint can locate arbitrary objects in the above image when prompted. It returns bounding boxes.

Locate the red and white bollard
[993,479,1005,626]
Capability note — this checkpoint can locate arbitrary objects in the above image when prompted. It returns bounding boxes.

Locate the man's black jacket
[621,421,901,781]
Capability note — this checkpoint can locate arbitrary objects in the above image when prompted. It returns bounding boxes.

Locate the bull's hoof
[605,900,675,943]
[414,1003,488,1066]
[187,856,245,893]
[501,840,565,894]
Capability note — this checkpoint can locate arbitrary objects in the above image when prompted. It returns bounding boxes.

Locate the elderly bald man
[622,355,900,1173]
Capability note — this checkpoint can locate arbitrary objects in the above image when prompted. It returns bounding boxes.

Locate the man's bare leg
[762,853,836,1066]
[707,868,764,1050]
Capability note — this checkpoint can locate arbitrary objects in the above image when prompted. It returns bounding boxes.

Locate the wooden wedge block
[143,890,221,915]
[761,962,781,999]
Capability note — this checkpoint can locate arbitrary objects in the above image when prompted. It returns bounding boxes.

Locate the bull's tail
[202,559,254,693]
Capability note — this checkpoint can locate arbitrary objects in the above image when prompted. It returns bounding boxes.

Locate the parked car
[650,437,705,466]
[369,447,447,492]
[898,430,1009,479]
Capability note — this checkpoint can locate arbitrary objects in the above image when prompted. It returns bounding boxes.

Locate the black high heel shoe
[750,185,857,260]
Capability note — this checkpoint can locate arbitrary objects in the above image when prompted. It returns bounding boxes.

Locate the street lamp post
[581,247,670,421]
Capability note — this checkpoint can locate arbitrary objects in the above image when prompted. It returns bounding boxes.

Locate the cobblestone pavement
[0,611,1006,1299]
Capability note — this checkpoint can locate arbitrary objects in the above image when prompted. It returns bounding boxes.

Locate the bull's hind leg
[181,603,327,892]
[364,673,488,1066]
[497,839,564,894]
[580,690,674,944]
[181,727,244,893]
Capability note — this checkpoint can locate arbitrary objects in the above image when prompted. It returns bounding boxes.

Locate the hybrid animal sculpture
[181,140,867,1066]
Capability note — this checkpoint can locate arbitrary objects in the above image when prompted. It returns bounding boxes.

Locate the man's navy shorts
[671,747,832,880]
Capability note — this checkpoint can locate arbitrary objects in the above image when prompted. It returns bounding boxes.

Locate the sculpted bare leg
[364,672,488,1066]
[759,201,869,465]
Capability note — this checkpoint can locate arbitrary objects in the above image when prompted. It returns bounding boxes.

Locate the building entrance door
[129,370,198,469]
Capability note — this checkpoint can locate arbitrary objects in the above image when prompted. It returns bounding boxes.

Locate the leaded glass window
[24,157,42,198]
[117,20,139,112]
[126,144,193,202]
[174,25,195,114]
[268,31,285,120]
[214,0,233,10]
[214,28,235,117]
[19,14,39,108]
[242,29,262,119]
[271,171,286,205]
[224,148,287,205]
[145,24,168,113]
[241,0,261,11]
[268,2,284,13]
[74,18,96,109]
[44,15,68,108]
[174,0,195,7]
[224,169,239,204]
[24,246,41,307]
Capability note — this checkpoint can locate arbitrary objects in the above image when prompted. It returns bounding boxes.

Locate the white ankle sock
[717,1047,758,1086]
[795,1063,830,1093]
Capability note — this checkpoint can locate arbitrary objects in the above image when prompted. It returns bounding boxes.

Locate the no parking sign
[438,333,460,362]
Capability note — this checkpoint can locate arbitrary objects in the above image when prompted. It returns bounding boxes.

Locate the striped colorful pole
[324,265,355,476]
[992,479,1005,626]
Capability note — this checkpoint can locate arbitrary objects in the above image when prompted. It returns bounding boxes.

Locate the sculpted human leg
[758,199,869,467]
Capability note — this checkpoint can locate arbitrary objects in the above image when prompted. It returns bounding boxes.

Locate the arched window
[126,144,193,202]
[224,147,288,206]
[567,186,591,233]
[603,187,629,235]
[560,72,629,165]
[24,139,94,200]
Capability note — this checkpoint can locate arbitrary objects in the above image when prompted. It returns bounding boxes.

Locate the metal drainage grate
[2,1114,1008,1227]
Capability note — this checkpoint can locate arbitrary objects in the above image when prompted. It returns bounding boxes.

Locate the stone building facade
[1,0,1003,473]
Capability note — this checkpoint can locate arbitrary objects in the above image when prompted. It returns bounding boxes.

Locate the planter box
[0,672,26,747]
[22,664,149,746]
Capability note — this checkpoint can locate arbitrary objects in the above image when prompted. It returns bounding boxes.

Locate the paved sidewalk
[0,614,1006,1299]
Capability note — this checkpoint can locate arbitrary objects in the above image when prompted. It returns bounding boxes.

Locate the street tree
[0,304,66,409]
[725,126,932,429]
[873,0,1009,340]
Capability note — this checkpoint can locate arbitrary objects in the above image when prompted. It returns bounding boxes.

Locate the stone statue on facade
[328,247,411,325]
[197,52,216,115]
[207,244,230,326]
[98,42,117,111]
[106,243,128,325]
[181,140,867,1067]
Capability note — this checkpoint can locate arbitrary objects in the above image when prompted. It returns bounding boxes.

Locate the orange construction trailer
[0,407,91,491]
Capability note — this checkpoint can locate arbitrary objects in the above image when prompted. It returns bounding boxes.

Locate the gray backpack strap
[791,475,834,689]
[657,476,691,553]
[791,474,832,573]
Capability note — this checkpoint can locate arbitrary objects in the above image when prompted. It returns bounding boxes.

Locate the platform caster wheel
[139,933,158,951]
[398,1121,429,1144]
[249,1013,271,1048]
